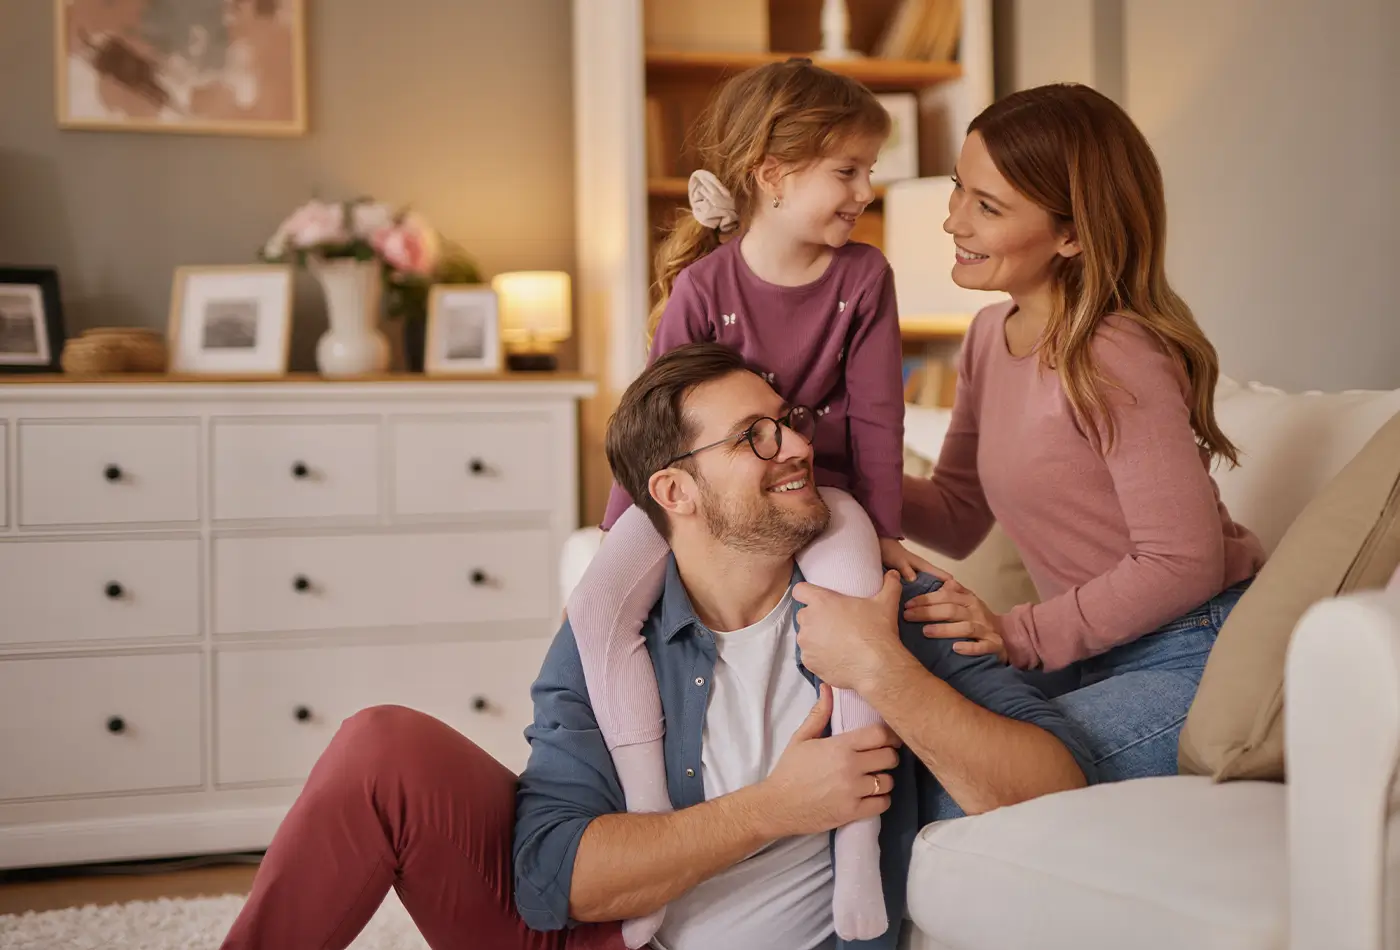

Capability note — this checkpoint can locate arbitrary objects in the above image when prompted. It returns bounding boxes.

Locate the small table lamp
[492,270,572,372]
[884,176,1010,329]
[885,177,1010,405]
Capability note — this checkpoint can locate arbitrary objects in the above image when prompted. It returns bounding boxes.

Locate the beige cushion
[1180,407,1400,780]
[901,406,1038,614]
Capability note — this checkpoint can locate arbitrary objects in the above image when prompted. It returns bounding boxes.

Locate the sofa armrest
[560,527,604,606]
[1285,587,1400,950]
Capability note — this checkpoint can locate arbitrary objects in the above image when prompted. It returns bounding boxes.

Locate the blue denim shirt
[513,559,1096,949]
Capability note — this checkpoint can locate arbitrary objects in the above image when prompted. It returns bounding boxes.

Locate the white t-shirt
[652,591,837,950]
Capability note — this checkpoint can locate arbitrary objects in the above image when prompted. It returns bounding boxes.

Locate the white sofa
[560,378,1400,950]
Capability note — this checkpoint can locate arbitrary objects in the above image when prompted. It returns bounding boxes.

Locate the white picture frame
[873,92,920,185]
[426,285,503,376]
[168,265,293,376]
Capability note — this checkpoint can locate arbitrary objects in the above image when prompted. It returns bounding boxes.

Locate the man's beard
[697,466,830,556]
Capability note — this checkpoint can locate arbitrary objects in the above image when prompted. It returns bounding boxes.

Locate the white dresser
[0,375,595,870]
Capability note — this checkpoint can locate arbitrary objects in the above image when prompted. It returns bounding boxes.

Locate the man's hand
[902,580,1010,664]
[751,683,899,838]
[793,570,911,693]
[878,537,952,583]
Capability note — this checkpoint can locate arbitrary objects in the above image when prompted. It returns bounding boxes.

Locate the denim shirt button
[686,768,696,778]
[694,676,705,687]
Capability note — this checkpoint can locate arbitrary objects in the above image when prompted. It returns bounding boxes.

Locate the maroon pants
[221,705,624,950]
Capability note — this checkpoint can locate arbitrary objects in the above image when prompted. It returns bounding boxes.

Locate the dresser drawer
[391,416,557,517]
[215,637,549,785]
[212,418,380,522]
[0,652,203,801]
[0,538,200,646]
[18,421,199,526]
[213,529,554,635]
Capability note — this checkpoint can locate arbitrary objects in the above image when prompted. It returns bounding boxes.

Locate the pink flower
[373,213,441,277]
[351,201,396,240]
[282,200,349,251]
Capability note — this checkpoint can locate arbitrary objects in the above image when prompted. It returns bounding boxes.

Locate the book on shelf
[876,0,961,62]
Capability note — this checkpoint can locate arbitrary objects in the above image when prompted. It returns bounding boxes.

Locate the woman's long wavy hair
[647,58,889,341]
[970,83,1238,464]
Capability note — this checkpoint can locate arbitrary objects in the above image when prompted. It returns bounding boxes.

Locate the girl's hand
[902,582,1009,663]
[877,537,953,583]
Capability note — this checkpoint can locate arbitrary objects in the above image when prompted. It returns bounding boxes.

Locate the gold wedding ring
[871,774,881,797]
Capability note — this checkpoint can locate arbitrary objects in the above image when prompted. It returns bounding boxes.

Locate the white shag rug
[0,888,428,950]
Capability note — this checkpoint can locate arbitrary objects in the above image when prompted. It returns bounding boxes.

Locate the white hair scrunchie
[688,169,740,233]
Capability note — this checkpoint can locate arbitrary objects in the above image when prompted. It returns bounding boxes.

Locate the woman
[901,83,1266,781]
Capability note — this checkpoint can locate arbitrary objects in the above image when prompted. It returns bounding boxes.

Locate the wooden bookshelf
[644,49,961,90]
[646,176,888,200]
[898,313,975,343]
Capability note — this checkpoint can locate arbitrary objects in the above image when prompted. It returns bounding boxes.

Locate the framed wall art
[56,0,308,136]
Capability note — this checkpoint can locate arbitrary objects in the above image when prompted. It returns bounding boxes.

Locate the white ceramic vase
[312,258,390,377]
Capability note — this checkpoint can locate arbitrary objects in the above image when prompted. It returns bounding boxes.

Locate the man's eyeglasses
[663,406,816,469]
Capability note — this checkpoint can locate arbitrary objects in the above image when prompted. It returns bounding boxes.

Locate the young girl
[567,59,929,946]
[901,83,1268,780]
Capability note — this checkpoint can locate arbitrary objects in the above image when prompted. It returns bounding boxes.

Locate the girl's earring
[772,196,781,209]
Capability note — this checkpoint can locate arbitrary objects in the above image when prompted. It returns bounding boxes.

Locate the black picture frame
[0,267,66,374]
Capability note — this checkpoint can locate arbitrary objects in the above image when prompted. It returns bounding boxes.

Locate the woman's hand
[902,580,1009,663]
[877,537,953,583]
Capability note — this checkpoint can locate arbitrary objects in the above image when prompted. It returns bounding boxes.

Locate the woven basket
[62,328,169,375]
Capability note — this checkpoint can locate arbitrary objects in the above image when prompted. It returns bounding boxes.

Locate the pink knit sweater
[904,302,1266,671]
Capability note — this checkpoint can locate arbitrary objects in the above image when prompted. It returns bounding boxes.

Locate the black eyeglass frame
[662,405,816,470]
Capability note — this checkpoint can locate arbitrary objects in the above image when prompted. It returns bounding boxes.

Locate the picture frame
[168,265,293,376]
[0,267,66,374]
[873,92,920,184]
[425,285,503,376]
[55,0,308,137]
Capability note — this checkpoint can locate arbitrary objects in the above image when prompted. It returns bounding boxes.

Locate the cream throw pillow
[901,439,1038,615]
[1179,407,1400,781]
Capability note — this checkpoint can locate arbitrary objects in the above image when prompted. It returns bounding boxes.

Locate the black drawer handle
[468,458,486,475]
[106,716,126,734]
[294,705,312,722]
[291,461,310,479]
[103,464,123,482]
[105,581,125,600]
[470,569,488,586]
[471,696,488,712]
[293,575,311,593]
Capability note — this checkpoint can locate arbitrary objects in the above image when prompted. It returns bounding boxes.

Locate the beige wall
[998,0,1399,392]
[1126,0,1399,392]
[0,0,576,370]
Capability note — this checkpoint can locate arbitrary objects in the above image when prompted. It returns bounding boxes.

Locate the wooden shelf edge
[647,177,888,200]
[645,49,961,90]
[899,313,974,343]
[0,371,598,386]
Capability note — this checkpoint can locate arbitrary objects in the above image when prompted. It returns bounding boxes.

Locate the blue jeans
[1021,580,1252,783]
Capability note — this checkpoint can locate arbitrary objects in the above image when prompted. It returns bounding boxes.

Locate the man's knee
[332,704,497,783]
[340,703,433,742]
[334,705,454,771]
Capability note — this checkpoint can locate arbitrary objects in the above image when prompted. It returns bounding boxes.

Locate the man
[221,343,1092,950]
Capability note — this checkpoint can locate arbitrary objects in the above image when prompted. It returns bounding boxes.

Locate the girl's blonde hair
[648,58,890,340]
[970,83,1239,464]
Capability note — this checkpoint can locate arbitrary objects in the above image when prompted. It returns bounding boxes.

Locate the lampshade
[884,176,1010,332]
[491,271,572,345]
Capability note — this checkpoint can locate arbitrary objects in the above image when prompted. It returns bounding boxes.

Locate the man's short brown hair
[606,343,751,538]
